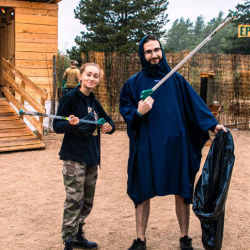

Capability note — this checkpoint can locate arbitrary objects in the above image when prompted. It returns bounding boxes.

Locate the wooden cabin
[0,0,62,153]
[0,0,61,101]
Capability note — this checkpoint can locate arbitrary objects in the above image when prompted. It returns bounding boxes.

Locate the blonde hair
[79,63,101,75]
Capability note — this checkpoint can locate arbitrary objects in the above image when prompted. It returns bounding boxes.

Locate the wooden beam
[4,87,44,137]
[16,60,53,69]
[2,58,48,100]
[15,51,56,60]
[15,14,58,26]
[15,8,58,17]
[0,128,34,138]
[16,23,57,35]
[2,71,46,113]
[16,42,57,53]
[0,143,45,152]
[0,136,41,145]
[15,76,53,85]
[15,33,58,44]
[16,68,54,77]
[0,1,58,10]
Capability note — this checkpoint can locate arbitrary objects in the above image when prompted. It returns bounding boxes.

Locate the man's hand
[137,96,154,115]
[101,122,112,134]
[69,115,79,125]
[214,124,227,134]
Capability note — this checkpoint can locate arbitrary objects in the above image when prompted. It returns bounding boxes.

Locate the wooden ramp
[0,100,45,153]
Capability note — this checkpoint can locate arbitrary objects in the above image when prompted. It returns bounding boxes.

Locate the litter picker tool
[19,110,106,125]
[140,10,239,100]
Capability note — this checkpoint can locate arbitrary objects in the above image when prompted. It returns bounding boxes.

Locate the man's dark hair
[143,35,159,45]
[71,60,78,66]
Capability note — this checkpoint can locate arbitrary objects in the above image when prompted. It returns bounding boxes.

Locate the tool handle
[140,89,153,100]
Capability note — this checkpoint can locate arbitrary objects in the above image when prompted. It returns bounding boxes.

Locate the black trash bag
[71,112,97,138]
[193,130,235,250]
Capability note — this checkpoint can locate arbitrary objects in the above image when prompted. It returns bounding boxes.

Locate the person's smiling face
[143,40,163,65]
[80,65,100,91]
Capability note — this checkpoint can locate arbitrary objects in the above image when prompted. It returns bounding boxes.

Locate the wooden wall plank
[17,68,53,77]
[16,76,54,85]
[0,136,41,144]
[15,52,56,60]
[19,84,55,94]
[16,33,58,44]
[15,8,58,17]
[0,1,58,10]
[0,115,20,121]
[16,14,58,26]
[0,128,34,138]
[16,42,57,53]
[0,143,45,152]
[16,23,57,34]
[16,92,53,102]
[12,4,59,102]
[16,60,53,69]
[0,120,25,128]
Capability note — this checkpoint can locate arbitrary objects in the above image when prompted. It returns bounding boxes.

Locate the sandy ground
[0,130,249,250]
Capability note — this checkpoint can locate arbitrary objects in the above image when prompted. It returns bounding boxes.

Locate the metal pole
[52,55,56,115]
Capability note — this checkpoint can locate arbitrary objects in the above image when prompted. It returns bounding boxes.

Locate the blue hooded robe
[119,36,218,205]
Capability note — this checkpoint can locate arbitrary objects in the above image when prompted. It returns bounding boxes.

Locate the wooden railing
[2,58,48,139]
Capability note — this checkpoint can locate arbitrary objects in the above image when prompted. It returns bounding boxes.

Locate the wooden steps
[0,100,45,152]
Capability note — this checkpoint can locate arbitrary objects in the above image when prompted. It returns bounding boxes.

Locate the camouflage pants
[61,160,98,241]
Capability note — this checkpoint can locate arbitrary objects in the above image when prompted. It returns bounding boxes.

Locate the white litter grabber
[140,11,239,100]
[19,110,106,125]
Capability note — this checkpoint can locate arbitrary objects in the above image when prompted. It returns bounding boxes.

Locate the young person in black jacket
[53,63,115,250]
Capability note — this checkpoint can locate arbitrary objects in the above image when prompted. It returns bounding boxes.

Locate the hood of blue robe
[139,35,171,78]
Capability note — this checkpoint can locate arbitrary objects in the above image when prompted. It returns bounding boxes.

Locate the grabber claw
[97,118,106,125]
[140,89,153,100]
[228,10,238,18]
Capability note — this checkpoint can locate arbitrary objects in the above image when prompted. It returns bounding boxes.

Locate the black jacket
[53,86,115,164]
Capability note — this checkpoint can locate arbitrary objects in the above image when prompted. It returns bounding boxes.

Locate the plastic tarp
[193,130,235,250]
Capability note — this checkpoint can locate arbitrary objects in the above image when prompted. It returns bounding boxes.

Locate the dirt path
[0,130,249,250]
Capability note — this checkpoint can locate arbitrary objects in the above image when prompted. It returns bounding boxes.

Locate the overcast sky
[58,0,243,53]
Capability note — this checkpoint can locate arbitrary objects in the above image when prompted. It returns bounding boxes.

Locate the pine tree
[163,11,236,54]
[221,1,250,54]
[189,15,205,50]
[163,17,193,52]
[67,0,169,55]
[199,11,231,54]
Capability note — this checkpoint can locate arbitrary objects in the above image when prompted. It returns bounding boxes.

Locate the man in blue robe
[119,35,227,250]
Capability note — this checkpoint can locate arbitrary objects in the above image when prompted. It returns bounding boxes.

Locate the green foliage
[221,1,250,54]
[67,0,169,56]
[163,9,244,54]
[199,11,233,54]
[163,18,193,52]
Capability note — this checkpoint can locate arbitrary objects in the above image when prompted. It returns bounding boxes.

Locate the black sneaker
[64,241,73,250]
[128,238,146,250]
[72,229,98,249]
[180,235,193,250]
